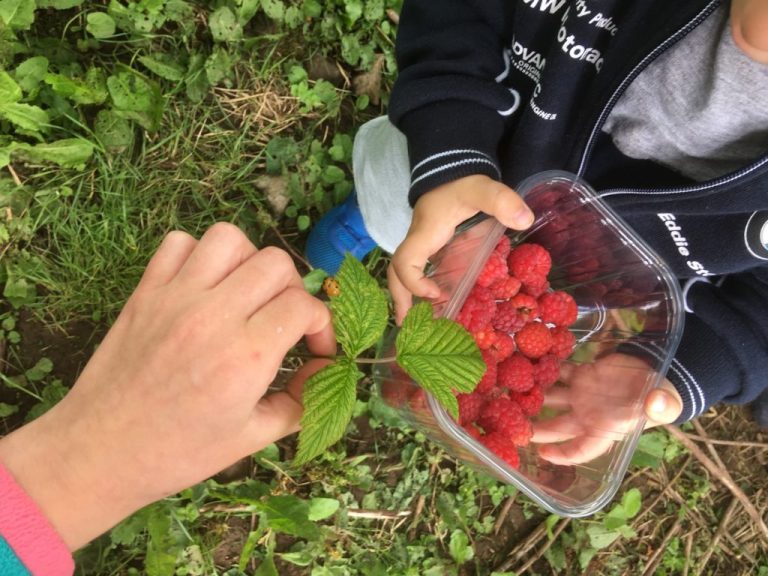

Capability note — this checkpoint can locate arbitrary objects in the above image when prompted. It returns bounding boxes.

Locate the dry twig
[696,497,739,575]
[641,516,684,576]
[663,425,768,543]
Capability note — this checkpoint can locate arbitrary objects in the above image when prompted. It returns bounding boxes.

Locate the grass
[2,2,768,575]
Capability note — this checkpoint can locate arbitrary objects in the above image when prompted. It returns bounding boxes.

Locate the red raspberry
[550,327,576,359]
[497,352,534,392]
[522,277,550,298]
[473,326,498,350]
[533,354,561,388]
[457,286,496,332]
[508,243,551,285]
[489,275,522,299]
[490,331,515,361]
[515,322,553,359]
[479,398,533,446]
[463,423,483,440]
[494,235,512,259]
[511,384,544,416]
[409,388,428,413]
[538,291,578,327]
[476,251,508,288]
[476,351,498,394]
[492,294,539,333]
[457,392,485,425]
[481,433,520,468]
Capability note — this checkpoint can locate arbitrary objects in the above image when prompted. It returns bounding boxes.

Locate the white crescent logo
[744,211,768,261]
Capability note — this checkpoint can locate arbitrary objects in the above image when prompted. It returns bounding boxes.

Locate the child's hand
[0,223,335,550]
[531,353,683,465]
[389,175,534,323]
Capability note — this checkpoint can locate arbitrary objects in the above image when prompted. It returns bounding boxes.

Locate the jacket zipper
[598,154,768,198]
[577,0,721,179]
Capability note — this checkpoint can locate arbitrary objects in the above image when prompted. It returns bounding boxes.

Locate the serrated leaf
[330,254,388,358]
[21,138,93,169]
[0,0,35,31]
[44,72,107,105]
[0,70,22,103]
[0,102,48,133]
[138,55,185,81]
[86,12,116,38]
[295,358,361,464]
[395,302,485,419]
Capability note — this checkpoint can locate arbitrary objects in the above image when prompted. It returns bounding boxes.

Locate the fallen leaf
[352,54,385,105]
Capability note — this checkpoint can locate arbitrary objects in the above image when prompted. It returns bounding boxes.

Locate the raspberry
[511,384,544,416]
[489,331,515,361]
[522,277,550,298]
[457,392,485,425]
[533,354,561,388]
[492,294,539,333]
[515,322,553,359]
[473,326,498,350]
[409,388,428,413]
[481,433,520,468]
[550,327,576,359]
[463,423,483,440]
[476,251,508,288]
[478,397,533,446]
[489,275,522,299]
[497,352,535,392]
[538,291,578,327]
[494,235,512,259]
[476,351,498,394]
[508,243,551,285]
[457,286,496,332]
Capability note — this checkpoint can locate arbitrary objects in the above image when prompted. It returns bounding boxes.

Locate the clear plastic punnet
[374,171,685,517]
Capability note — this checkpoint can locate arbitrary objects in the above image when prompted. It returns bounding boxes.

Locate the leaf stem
[286,351,397,365]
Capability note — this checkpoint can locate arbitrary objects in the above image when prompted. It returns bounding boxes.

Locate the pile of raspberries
[454,236,578,469]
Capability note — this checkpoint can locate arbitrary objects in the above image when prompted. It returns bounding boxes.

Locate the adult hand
[531,353,683,465]
[388,175,534,323]
[0,223,334,550]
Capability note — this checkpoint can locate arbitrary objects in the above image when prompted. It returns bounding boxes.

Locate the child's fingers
[387,263,415,325]
[643,385,683,428]
[390,220,450,300]
[460,181,534,230]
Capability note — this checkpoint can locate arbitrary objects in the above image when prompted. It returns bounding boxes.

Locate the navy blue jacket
[388,0,768,421]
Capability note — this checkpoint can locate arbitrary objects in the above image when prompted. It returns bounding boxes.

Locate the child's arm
[387,0,528,318]
[660,270,768,422]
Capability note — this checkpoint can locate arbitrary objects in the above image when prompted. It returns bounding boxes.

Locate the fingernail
[650,394,668,415]
[513,208,534,228]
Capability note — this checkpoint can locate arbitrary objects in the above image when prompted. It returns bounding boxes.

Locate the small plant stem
[285,351,397,365]
[354,356,397,365]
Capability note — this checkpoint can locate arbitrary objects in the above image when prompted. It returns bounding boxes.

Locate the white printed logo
[744,211,768,260]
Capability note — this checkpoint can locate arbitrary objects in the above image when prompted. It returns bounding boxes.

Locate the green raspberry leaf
[395,301,485,420]
[295,358,362,465]
[330,253,388,358]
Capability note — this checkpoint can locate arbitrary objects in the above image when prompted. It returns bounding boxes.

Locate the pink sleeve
[0,462,74,576]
